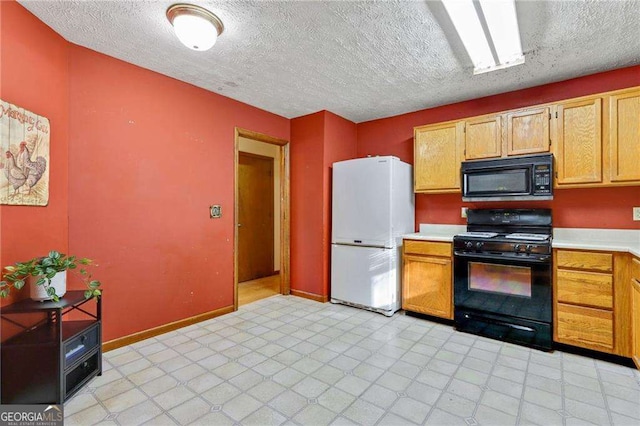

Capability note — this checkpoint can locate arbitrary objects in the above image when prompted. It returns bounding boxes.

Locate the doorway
[238,152,275,283]
[234,128,290,309]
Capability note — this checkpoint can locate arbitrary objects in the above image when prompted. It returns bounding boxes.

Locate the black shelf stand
[1,290,102,404]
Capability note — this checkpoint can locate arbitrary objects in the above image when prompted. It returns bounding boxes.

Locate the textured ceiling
[17,0,640,123]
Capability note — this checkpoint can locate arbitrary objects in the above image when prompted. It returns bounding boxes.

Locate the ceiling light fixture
[166,4,224,52]
[442,0,524,74]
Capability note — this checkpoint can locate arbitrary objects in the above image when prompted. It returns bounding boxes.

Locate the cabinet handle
[82,361,89,369]
[81,335,86,343]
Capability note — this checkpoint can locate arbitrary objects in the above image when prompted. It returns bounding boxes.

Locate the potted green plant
[0,250,101,302]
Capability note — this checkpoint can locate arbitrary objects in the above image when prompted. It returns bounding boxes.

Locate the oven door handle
[453,251,550,263]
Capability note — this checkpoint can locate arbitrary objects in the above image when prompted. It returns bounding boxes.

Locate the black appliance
[454,209,553,351]
[461,153,553,202]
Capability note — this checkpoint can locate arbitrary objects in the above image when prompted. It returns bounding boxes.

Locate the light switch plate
[633,207,640,221]
[210,205,222,218]
[461,207,468,219]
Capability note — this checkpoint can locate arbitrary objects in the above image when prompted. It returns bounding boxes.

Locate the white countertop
[404,224,640,257]
[553,228,640,257]
[403,224,466,242]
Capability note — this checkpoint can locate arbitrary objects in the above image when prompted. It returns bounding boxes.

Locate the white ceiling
[18,0,640,123]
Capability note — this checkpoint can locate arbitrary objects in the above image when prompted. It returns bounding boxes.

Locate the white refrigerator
[330,156,415,316]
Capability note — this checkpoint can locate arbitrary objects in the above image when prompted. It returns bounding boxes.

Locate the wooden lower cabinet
[632,258,640,368]
[554,249,633,358]
[402,240,453,319]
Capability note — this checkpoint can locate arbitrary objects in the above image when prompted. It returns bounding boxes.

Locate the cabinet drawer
[556,270,613,309]
[556,303,613,352]
[63,323,100,370]
[64,350,100,400]
[404,240,451,257]
[556,250,612,272]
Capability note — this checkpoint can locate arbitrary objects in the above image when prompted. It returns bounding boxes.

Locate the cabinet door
[609,89,640,183]
[402,253,452,319]
[632,278,640,369]
[414,122,463,192]
[632,258,640,369]
[555,98,603,185]
[465,115,502,160]
[505,107,550,156]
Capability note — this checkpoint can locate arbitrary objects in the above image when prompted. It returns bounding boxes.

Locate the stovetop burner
[455,232,551,242]
[454,208,553,260]
[505,233,550,241]
[456,232,499,239]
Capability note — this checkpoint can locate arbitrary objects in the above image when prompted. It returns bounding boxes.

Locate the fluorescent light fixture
[443,0,496,72]
[479,0,524,67]
[166,4,224,51]
[442,0,524,74]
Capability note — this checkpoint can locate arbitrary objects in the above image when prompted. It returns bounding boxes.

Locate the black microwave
[461,153,553,201]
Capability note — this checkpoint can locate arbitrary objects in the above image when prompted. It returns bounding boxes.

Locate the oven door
[453,252,551,324]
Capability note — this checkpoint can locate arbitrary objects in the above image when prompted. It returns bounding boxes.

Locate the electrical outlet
[461,207,468,219]
[633,207,640,221]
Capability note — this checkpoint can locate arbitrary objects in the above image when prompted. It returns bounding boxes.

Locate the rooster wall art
[0,100,50,206]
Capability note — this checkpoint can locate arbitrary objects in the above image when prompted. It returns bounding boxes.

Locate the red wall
[1,0,290,340]
[357,66,640,229]
[291,112,325,297]
[290,111,357,299]
[323,112,357,296]
[0,1,70,305]
[416,186,639,229]
[68,46,289,341]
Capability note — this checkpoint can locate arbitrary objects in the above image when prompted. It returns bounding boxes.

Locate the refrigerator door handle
[334,242,387,248]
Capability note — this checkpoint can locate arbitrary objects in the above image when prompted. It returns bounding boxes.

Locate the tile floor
[66,295,640,425]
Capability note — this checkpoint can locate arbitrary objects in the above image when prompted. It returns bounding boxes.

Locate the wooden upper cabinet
[414,121,463,192]
[464,115,502,160]
[555,97,603,185]
[412,86,639,191]
[609,89,640,183]
[506,107,550,156]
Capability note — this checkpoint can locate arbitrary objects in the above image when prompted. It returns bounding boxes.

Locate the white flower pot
[30,270,67,301]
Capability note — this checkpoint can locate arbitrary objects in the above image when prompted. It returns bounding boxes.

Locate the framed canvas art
[0,100,50,206]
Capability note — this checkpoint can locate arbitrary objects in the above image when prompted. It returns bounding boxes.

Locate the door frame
[234,128,290,311]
